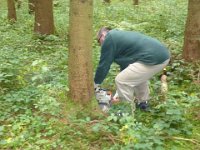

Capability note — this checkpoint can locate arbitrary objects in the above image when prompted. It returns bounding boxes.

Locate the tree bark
[68,0,94,104]
[34,0,54,35]
[7,0,17,22]
[133,0,139,5]
[183,0,200,61]
[104,0,111,3]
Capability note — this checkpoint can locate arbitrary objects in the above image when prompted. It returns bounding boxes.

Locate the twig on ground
[167,136,200,146]
[106,134,122,144]
[107,134,116,145]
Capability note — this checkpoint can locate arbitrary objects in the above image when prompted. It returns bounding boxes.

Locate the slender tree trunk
[133,0,139,5]
[28,0,35,14]
[34,0,54,35]
[104,0,111,3]
[183,0,200,61]
[68,0,93,104]
[7,0,17,22]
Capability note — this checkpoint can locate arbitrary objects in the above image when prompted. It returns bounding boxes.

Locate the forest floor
[0,0,200,149]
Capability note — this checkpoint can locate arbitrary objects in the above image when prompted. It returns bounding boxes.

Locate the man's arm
[94,34,115,84]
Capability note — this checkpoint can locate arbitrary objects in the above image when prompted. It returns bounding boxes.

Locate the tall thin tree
[28,0,35,14]
[7,0,17,22]
[68,0,93,104]
[134,0,139,5]
[104,0,111,3]
[183,0,200,61]
[34,0,54,35]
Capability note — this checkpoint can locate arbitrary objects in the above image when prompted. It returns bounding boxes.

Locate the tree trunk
[28,0,35,14]
[34,0,54,35]
[7,0,17,22]
[183,0,200,61]
[104,0,111,3]
[68,0,93,104]
[133,0,139,5]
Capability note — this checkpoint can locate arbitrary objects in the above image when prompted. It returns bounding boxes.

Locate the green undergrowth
[0,0,200,149]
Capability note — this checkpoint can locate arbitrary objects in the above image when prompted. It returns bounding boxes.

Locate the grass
[0,0,200,149]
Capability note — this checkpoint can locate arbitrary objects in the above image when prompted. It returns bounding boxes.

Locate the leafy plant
[0,0,199,149]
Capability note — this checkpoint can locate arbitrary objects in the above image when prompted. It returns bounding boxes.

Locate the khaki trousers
[115,59,170,103]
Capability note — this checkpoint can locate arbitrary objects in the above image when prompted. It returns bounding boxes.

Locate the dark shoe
[137,101,149,111]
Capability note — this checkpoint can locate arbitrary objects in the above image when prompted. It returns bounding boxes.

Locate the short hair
[97,27,111,42]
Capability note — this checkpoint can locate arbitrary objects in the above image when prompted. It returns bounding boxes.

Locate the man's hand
[94,83,101,92]
[111,91,120,104]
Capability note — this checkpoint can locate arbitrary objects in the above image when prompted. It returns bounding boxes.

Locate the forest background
[0,0,200,149]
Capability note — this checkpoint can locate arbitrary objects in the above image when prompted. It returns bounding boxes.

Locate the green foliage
[0,0,200,149]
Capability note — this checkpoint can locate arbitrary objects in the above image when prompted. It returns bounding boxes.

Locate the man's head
[97,27,111,45]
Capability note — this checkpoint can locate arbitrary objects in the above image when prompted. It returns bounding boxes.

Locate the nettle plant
[103,59,199,149]
[0,48,22,92]
[105,96,194,149]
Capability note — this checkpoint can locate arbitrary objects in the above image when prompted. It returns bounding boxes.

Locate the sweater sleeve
[94,35,115,84]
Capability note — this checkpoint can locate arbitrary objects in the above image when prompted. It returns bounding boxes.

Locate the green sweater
[94,29,170,84]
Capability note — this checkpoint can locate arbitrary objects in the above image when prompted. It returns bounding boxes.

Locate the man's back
[103,29,170,68]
